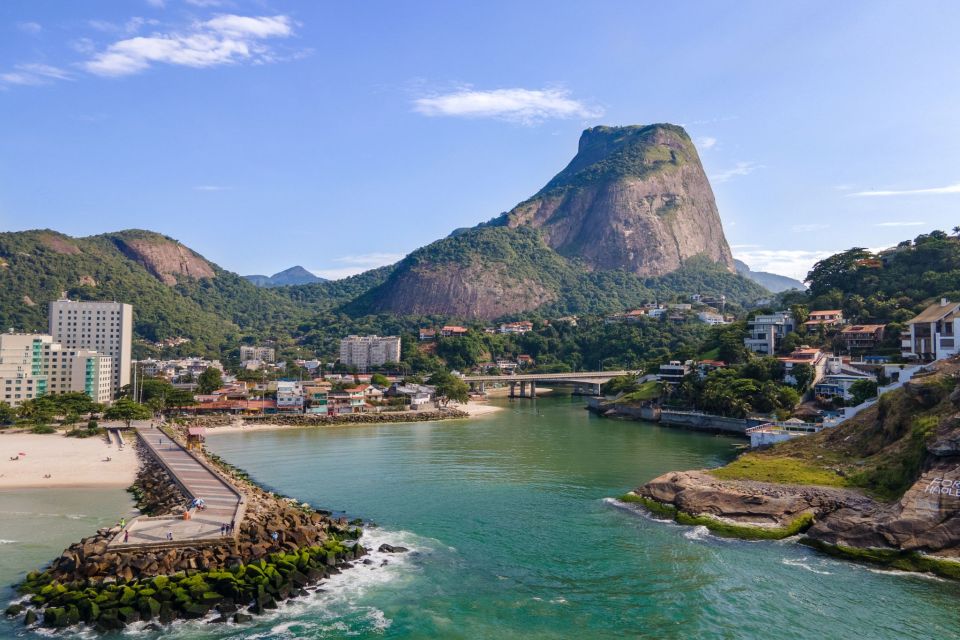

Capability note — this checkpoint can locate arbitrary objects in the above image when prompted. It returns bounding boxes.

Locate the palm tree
[953,226,960,237]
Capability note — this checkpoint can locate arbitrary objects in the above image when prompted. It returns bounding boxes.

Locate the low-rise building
[697,311,728,325]
[419,328,437,341]
[777,347,826,385]
[841,324,886,352]
[803,310,844,331]
[745,311,795,355]
[275,381,304,412]
[387,383,435,408]
[658,360,691,385]
[901,298,960,361]
[499,321,533,334]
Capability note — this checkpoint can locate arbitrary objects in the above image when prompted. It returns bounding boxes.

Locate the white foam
[781,557,832,575]
[866,567,947,582]
[0,539,17,544]
[683,525,711,541]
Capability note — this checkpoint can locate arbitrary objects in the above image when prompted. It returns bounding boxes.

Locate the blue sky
[1,1,959,280]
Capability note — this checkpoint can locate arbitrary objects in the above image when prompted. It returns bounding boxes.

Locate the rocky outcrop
[187,409,469,429]
[506,124,734,276]
[110,232,215,286]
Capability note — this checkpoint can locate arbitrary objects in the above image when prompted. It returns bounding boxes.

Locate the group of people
[219,521,236,536]
[190,497,207,511]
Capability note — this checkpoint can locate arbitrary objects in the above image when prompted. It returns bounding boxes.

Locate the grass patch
[710,454,848,488]
[618,492,814,540]
[801,538,960,581]
[618,382,662,404]
[698,347,720,361]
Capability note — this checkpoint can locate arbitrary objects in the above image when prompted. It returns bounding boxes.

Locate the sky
[2,1,959,281]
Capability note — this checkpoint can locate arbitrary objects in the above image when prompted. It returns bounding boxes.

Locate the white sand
[209,401,502,435]
[0,432,139,489]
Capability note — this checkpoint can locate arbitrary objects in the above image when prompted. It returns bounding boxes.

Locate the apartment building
[744,311,795,355]
[0,332,112,407]
[49,297,132,397]
[339,335,401,372]
[841,324,886,351]
[239,345,276,363]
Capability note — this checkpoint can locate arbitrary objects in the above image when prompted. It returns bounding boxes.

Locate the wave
[602,496,673,522]
[781,557,832,575]
[683,525,711,541]
[147,525,429,639]
[0,539,17,544]
[865,567,947,582]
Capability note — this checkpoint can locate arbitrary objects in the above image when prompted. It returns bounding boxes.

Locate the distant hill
[245,266,325,287]
[734,259,805,293]
[0,229,298,356]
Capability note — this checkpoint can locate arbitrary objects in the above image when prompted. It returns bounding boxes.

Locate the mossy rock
[151,575,170,590]
[43,606,67,628]
[65,604,81,626]
[5,604,24,617]
[117,606,140,624]
[139,597,161,620]
[182,602,210,619]
[77,598,100,623]
[118,586,137,605]
[23,609,38,626]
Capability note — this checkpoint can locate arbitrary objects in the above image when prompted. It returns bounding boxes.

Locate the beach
[0,432,139,490]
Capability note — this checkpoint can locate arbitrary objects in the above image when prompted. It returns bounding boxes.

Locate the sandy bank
[483,386,554,397]
[0,432,139,489]
[208,401,502,435]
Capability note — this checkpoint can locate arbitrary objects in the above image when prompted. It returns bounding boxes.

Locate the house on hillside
[658,360,691,385]
[803,310,844,331]
[901,299,960,361]
[745,311,795,355]
[499,321,533,334]
[441,326,469,337]
[777,347,825,385]
[419,328,437,341]
[841,324,886,352]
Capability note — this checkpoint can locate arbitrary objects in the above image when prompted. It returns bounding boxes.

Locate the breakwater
[587,399,759,436]
[2,425,399,632]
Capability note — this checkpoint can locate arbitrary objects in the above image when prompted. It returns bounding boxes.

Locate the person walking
[120,517,126,528]
[166,531,173,541]
[123,530,129,543]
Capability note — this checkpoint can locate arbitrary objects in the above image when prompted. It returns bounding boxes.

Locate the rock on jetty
[6,428,377,632]
[190,408,469,429]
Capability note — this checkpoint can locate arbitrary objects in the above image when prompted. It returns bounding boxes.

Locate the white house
[745,311,795,355]
[901,299,960,361]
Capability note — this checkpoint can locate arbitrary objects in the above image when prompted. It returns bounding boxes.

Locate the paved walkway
[112,425,242,547]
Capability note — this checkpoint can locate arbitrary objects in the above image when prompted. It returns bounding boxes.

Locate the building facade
[901,299,960,361]
[239,345,276,363]
[744,311,795,355]
[339,335,401,372]
[0,332,112,407]
[49,298,132,398]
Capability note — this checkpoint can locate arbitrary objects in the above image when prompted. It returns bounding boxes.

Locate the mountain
[0,229,298,355]
[504,124,735,276]
[352,123,751,319]
[734,259,805,292]
[245,266,325,288]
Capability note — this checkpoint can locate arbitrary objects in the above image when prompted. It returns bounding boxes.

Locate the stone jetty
[4,424,385,632]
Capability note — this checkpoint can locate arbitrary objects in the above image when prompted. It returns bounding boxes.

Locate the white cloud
[733,248,836,281]
[312,252,405,280]
[0,63,71,87]
[710,161,761,184]
[791,223,830,232]
[413,87,603,125]
[84,14,293,77]
[697,136,717,150]
[194,184,232,191]
[17,22,42,35]
[850,182,960,197]
[146,0,166,7]
[185,0,229,6]
[875,221,926,227]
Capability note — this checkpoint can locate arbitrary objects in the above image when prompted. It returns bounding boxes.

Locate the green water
[2,396,960,638]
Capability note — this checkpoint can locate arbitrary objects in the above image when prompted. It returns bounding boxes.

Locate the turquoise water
[3,396,960,638]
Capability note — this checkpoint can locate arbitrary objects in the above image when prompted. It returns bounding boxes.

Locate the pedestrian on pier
[166,531,173,541]
[220,523,226,536]
[120,517,126,528]
[123,530,129,543]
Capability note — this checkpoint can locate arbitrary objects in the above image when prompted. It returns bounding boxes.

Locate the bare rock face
[506,124,734,276]
[38,232,82,255]
[362,260,556,319]
[112,233,215,286]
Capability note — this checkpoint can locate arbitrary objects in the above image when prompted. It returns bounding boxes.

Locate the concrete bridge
[462,370,637,398]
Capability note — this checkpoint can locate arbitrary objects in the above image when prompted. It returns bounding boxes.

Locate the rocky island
[625,356,960,578]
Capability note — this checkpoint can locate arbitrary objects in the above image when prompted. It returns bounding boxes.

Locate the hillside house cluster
[901,298,960,361]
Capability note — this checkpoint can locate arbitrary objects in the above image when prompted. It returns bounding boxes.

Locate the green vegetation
[710,454,849,487]
[427,370,470,404]
[103,398,152,427]
[619,493,814,540]
[618,382,662,404]
[800,539,960,581]
[196,367,223,394]
[673,357,800,418]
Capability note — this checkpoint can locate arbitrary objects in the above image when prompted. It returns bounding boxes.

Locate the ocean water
[2,396,959,639]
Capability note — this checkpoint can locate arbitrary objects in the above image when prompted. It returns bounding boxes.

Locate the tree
[18,397,57,426]
[103,398,152,427]
[370,373,390,387]
[197,367,223,394]
[166,388,197,411]
[427,370,470,405]
[0,401,15,426]
[791,363,815,391]
[52,392,101,417]
[849,379,879,405]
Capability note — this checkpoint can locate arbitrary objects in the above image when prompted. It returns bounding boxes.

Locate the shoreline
[206,400,502,435]
[0,432,139,490]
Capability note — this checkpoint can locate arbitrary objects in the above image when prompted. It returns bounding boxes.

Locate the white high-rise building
[49,298,133,398]
[0,332,113,407]
[339,335,401,372]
